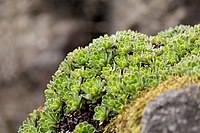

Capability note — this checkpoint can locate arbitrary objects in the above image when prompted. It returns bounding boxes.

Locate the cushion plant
[18,24,200,133]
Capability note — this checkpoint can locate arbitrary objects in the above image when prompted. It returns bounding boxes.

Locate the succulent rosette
[19,25,200,133]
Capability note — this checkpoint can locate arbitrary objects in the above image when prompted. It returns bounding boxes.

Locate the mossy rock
[104,75,200,133]
[18,24,200,133]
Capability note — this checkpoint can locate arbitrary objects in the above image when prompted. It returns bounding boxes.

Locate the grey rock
[142,85,200,133]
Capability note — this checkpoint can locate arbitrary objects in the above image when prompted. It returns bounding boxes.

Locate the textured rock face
[142,85,200,133]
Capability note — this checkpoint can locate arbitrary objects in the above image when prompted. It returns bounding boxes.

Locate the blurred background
[0,0,200,132]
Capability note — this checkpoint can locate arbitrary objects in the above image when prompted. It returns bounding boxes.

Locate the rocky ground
[0,0,200,132]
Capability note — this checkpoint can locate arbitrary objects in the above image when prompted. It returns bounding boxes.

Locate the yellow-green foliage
[19,24,200,133]
[104,75,200,133]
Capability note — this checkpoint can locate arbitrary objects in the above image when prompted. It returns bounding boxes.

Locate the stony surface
[142,85,200,133]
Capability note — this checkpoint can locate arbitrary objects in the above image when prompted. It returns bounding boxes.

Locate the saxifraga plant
[19,24,200,133]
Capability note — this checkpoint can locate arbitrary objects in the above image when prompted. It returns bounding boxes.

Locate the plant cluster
[19,24,200,133]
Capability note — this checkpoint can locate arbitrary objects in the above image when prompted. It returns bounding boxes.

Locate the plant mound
[19,24,200,133]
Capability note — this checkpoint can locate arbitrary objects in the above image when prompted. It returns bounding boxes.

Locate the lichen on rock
[19,24,200,133]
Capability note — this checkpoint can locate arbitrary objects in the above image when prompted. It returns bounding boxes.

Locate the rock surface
[142,85,200,133]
